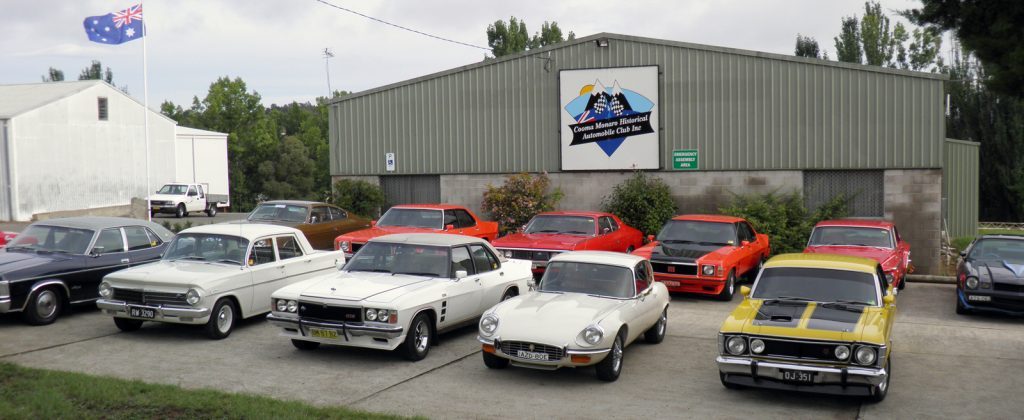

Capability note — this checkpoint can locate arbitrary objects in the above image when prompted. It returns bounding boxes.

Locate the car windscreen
[376,208,443,229]
[248,203,308,223]
[524,216,595,236]
[6,225,95,255]
[968,238,1024,264]
[657,220,735,246]
[344,242,450,278]
[163,233,250,265]
[539,261,634,298]
[808,226,893,248]
[752,267,879,305]
[157,184,188,195]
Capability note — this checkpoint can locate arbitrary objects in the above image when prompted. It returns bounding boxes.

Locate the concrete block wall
[884,169,942,275]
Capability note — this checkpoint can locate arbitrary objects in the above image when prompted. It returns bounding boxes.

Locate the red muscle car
[804,219,912,290]
[333,204,499,257]
[491,211,644,275]
[0,231,18,247]
[632,215,770,301]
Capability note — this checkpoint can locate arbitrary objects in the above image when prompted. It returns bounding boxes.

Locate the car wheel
[866,357,891,403]
[897,274,906,290]
[644,307,667,344]
[175,203,186,218]
[206,205,217,217]
[956,294,971,315]
[401,312,432,361]
[716,270,736,301]
[113,317,143,332]
[23,286,63,325]
[204,298,236,340]
[747,257,765,283]
[720,372,745,390]
[482,351,509,369]
[291,339,321,351]
[595,330,624,382]
[500,288,518,301]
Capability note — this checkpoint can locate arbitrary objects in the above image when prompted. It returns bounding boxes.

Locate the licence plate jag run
[781,369,815,383]
[309,328,339,339]
[128,306,156,319]
[516,350,549,361]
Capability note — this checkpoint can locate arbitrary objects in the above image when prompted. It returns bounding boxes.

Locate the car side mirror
[335,258,345,271]
[647,234,655,243]
[520,225,527,233]
[310,216,318,224]
[90,246,105,257]
[883,294,895,306]
[445,224,455,231]
[740,286,751,298]
[370,220,377,227]
[455,270,468,279]
[602,227,611,234]
[248,257,256,266]
[741,240,751,247]
[959,251,967,258]
[527,278,537,290]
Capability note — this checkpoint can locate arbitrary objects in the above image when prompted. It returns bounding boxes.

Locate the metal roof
[176,126,228,137]
[0,80,176,123]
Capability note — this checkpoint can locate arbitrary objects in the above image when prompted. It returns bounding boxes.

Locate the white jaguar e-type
[477,251,670,381]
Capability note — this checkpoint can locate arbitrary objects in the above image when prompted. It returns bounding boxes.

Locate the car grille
[499,340,565,360]
[150,200,170,206]
[298,301,362,323]
[651,262,697,276]
[988,296,1024,312]
[759,338,845,362]
[112,288,188,306]
[501,249,558,262]
[993,283,1024,294]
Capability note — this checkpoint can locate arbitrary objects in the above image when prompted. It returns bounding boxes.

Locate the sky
[1,0,937,108]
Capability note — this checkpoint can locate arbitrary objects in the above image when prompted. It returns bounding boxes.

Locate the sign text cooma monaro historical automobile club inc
[559,66,659,170]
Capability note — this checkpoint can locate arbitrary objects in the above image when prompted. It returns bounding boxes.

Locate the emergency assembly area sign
[559,66,659,170]
[673,149,698,170]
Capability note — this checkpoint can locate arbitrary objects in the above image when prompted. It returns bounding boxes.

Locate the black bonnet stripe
[753,302,807,328]
[806,306,864,332]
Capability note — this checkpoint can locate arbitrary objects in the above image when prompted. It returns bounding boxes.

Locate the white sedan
[477,251,670,381]
[97,224,344,339]
[267,233,532,361]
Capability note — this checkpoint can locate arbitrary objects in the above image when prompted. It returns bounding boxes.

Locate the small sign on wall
[672,149,698,170]
[385,152,396,172]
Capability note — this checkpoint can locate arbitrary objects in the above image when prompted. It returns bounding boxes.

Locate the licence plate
[516,350,549,361]
[309,328,339,339]
[781,369,815,383]
[968,295,991,302]
[128,306,156,319]
[151,206,160,211]
[661,280,681,287]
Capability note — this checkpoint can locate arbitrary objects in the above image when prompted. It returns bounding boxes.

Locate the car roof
[180,223,304,240]
[814,219,894,229]
[549,251,645,268]
[259,200,327,207]
[537,211,609,218]
[764,253,879,274]
[370,233,486,246]
[35,217,172,239]
[391,204,463,210]
[976,234,1024,240]
[671,214,745,223]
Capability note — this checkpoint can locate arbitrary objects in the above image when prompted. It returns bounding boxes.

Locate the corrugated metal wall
[943,139,979,238]
[330,34,946,175]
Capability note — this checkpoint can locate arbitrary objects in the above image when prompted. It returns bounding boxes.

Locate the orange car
[632,215,770,301]
[333,204,499,257]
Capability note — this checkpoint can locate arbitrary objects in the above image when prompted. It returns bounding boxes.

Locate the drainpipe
[0,119,14,221]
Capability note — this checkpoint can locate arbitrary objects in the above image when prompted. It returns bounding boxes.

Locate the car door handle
[121,258,130,264]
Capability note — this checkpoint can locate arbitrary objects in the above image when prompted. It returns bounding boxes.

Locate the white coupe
[477,251,670,381]
[97,224,344,339]
[267,233,532,361]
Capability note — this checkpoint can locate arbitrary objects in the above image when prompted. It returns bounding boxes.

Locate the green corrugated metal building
[328,33,979,274]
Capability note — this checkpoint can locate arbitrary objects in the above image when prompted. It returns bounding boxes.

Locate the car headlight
[98,282,112,298]
[578,325,604,346]
[365,308,377,321]
[377,309,389,321]
[965,276,979,289]
[340,241,350,252]
[287,300,297,313]
[834,345,851,360]
[749,339,765,354]
[726,336,747,355]
[855,346,877,365]
[185,288,200,306]
[702,265,716,276]
[276,299,288,312]
[503,250,513,258]
[480,314,499,336]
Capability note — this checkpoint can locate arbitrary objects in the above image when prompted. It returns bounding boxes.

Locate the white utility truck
[149,182,228,218]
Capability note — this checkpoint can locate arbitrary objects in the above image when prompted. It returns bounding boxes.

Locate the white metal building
[0,80,228,221]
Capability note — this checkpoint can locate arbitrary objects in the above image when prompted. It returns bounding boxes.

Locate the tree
[486,17,530,58]
[860,2,896,66]
[529,21,575,49]
[834,16,862,63]
[78,60,113,84]
[794,34,824,59]
[905,0,1024,96]
[42,67,64,82]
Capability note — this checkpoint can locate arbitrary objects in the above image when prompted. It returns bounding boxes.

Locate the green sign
[672,149,699,170]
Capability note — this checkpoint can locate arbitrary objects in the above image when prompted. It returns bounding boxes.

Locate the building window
[97,97,108,121]
[804,170,884,217]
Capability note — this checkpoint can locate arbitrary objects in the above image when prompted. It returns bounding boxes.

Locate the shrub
[160,220,194,234]
[601,172,677,237]
[951,236,974,253]
[719,191,848,254]
[482,173,563,235]
[331,179,387,218]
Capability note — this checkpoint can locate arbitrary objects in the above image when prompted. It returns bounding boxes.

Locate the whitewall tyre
[204,298,236,340]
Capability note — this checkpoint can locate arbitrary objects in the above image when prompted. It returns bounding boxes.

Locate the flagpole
[142,1,151,222]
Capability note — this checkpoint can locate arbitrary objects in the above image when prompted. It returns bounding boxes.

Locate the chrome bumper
[266,313,404,339]
[0,297,10,313]
[478,336,611,369]
[97,299,210,319]
[717,356,887,396]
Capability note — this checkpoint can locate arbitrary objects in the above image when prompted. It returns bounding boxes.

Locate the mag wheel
[595,331,624,382]
[401,312,432,361]
[716,270,736,301]
[644,308,667,344]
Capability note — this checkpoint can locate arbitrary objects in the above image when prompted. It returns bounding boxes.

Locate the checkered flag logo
[610,96,624,116]
[594,95,607,114]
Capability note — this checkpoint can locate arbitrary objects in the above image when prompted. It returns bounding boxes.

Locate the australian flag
[83,4,144,45]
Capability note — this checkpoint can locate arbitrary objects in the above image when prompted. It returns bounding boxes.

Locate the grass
[979,228,1024,236]
[0,362,413,420]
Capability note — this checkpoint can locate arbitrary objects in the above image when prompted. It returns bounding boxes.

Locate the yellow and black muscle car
[716,254,896,402]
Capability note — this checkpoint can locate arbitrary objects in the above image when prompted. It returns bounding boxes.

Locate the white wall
[173,132,230,202]
[8,83,175,221]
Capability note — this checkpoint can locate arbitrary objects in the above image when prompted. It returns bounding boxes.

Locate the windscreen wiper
[392,271,439,277]
[763,296,815,305]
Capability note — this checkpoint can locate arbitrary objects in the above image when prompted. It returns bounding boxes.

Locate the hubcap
[611,337,623,372]
[35,290,57,319]
[657,311,667,335]
[217,304,233,333]
[414,320,429,352]
[727,276,735,295]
